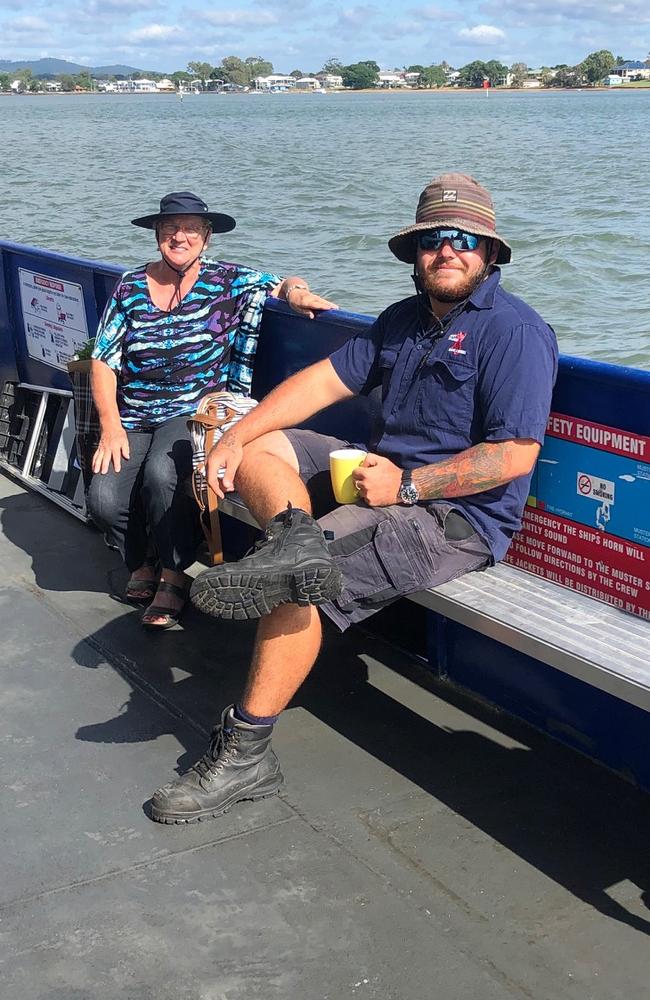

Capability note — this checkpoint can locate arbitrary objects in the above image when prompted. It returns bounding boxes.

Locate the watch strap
[399,470,419,505]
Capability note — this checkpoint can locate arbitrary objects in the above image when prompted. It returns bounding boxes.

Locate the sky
[1,0,649,74]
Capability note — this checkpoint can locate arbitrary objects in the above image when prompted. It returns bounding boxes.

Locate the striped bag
[187,392,258,564]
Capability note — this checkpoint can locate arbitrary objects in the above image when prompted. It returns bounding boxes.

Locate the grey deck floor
[1,471,649,1000]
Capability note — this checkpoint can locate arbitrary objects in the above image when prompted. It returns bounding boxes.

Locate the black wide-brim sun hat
[131,191,236,233]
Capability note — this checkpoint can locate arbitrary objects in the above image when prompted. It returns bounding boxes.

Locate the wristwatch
[399,470,420,506]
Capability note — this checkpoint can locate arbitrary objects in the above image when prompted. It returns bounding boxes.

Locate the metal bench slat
[440,569,649,651]
[413,575,650,711]
[434,566,649,651]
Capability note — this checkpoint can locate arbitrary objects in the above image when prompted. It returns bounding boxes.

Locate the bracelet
[284,283,309,303]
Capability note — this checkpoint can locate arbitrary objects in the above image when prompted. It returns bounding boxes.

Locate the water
[2,90,649,368]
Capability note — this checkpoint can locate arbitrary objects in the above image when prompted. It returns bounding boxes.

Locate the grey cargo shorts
[283,429,492,632]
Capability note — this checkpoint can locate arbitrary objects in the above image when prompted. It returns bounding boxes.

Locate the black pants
[86,415,202,573]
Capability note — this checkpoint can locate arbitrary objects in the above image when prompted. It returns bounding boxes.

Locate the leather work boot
[150,706,283,824]
[190,503,342,620]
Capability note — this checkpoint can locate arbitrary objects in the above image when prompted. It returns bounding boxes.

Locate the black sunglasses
[417,229,482,252]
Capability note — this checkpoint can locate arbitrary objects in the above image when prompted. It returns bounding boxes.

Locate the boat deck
[2,469,649,1000]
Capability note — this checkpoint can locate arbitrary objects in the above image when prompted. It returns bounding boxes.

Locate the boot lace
[243,503,296,558]
[192,724,240,778]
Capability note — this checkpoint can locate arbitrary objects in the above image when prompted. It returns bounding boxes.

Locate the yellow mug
[329,448,367,504]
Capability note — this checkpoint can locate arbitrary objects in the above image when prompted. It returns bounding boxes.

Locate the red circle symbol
[578,474,592,495]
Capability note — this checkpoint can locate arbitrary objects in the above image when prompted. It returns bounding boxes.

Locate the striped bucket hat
[388,173,512,265]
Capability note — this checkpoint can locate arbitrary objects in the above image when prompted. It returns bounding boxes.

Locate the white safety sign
[18,268,89,371]
[576,472,615,504]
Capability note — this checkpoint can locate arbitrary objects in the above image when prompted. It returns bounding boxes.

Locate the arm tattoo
[412,442,517,499]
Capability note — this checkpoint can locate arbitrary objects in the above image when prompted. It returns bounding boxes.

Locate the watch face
[400,483,419,505]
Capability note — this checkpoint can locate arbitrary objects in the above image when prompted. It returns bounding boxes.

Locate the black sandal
[141,581,188,630]
[125,557,160,606]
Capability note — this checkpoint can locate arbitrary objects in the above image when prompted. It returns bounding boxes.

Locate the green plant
[73,338,95,360]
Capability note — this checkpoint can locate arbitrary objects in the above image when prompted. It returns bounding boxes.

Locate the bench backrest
[252,301,377,441]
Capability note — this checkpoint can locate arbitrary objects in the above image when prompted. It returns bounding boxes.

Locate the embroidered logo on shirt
[448,331,467,355]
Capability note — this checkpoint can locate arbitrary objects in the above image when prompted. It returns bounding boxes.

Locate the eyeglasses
[158,221,206,239]
[417,229,481,252]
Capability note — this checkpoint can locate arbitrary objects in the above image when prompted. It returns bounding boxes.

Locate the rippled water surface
[2,90,649,367]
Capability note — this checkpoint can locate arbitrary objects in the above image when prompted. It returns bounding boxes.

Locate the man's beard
[419,260,492,304]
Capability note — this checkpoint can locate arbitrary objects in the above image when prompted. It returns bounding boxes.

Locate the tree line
[1,50,643,94]
[0,68,97,92]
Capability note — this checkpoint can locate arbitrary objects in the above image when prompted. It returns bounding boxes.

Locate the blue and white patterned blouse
[93,257,281,429]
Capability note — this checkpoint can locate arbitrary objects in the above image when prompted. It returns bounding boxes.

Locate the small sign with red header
[506,412,650,620]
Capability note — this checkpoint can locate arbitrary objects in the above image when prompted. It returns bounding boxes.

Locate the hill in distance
[0,58,153,77]
[94,64,156,76]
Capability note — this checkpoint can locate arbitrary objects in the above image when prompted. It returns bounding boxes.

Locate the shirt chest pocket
[417,357,476,431]
[378,347,400,404]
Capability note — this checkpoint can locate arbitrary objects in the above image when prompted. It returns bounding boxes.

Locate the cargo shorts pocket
[334,515,437,607]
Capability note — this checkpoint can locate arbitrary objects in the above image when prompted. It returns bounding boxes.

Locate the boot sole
[190,565,342,620]
[150,772,284,824]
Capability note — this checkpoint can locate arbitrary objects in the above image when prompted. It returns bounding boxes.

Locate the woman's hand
[92,426,130,474]
[206,435,244,500]
[275,277,338,319]
[286,286,339,319]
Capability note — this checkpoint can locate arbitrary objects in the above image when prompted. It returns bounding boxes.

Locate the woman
[87,191,336,628]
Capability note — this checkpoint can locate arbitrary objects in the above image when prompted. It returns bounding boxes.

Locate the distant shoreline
[2,83,649,98]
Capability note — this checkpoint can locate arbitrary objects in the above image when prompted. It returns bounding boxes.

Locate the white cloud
[339,5,374,23]
[458,24,506,42]
[390,18,425,34]
[200,9,278,26]
[85,0,160,10]
[6,15,49,31]
[331,3,378,35]
[126,24,183,42]
[102,0,162,7]
[252,0,312,6]
[0,0,34,9]
[479,0,650,25]
[411,4,455,19]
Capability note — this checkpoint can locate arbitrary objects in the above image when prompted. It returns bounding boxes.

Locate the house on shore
[318,73,343,89]
[253,75,295,91]
[377,72,408,88]
[295,77,322,91]
[610,61,650,81]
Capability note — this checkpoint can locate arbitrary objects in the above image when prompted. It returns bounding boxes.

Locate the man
[149,173,558,824]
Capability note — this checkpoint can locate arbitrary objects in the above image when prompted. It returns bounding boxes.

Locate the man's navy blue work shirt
[328,268,558,562]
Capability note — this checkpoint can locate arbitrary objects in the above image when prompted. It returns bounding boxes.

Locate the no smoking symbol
[578,474,592,495]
